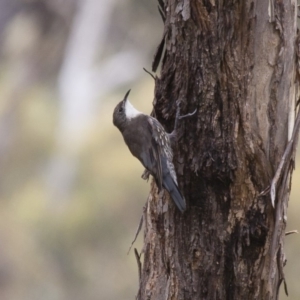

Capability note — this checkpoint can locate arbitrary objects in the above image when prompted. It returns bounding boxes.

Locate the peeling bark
[137,1,299,300]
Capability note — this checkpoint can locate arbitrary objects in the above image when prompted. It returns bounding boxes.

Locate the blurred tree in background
[0,1,299,300]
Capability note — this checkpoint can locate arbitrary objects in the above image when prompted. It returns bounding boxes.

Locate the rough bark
[137,1,299,299]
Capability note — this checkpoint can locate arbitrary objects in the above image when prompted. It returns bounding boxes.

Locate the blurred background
[0,1,298,299]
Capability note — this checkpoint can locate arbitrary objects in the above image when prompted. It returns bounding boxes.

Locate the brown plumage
[113,90,186,212]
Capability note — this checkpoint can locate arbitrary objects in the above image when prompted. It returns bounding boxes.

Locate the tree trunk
[137,1,299,299]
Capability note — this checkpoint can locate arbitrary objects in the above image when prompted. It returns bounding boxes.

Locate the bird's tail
[163,175,186,212]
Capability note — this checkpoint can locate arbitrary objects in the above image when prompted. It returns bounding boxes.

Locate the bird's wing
[147,117,168,190]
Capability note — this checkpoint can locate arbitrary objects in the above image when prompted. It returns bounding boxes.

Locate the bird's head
[113,89,130,129]
[113,89,141,130]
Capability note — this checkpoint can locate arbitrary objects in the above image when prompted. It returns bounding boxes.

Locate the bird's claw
[141,169,150,181]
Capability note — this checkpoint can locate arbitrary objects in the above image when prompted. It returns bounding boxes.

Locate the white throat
[125,100,142,120]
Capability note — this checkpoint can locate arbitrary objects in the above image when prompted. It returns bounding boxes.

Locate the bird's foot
[141,169,150,181]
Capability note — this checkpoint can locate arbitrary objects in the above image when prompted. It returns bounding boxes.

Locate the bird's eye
[119,106,123,113]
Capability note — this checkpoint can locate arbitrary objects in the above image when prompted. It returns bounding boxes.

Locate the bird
[113,89,186,212]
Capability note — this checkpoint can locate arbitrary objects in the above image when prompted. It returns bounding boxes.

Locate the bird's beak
[123,89,131,103]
